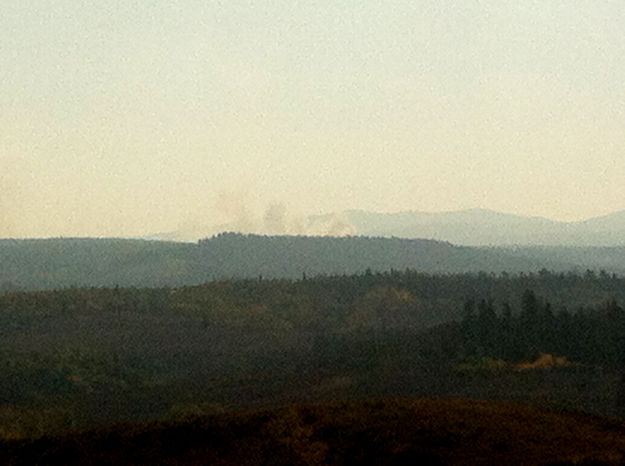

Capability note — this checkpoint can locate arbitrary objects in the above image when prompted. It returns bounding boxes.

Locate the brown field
[2,397,625,465]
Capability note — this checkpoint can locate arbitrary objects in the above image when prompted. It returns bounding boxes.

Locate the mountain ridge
[0,234,572,291]
[342,208,625,246]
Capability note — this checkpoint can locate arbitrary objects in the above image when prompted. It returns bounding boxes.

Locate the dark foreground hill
[3,398,625,465]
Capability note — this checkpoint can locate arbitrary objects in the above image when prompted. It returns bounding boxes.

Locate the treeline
[3,268,625,334]
[461,290,625,367]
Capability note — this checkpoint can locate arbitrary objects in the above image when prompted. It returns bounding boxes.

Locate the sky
[2,1,625,238]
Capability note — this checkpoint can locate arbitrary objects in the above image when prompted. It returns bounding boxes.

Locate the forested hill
[2,270,625,438]
[0,238,194,291]
[0,233,607,291]
[0,234,562,291]
[195,233,554,278]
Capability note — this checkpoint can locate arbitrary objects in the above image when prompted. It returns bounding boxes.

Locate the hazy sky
[2,1,624,237]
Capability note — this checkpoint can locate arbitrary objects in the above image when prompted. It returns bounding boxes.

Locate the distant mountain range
[340,208,625,246]
[152,208,625,246]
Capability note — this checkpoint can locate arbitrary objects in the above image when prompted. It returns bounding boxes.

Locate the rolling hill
[0,234,568,291]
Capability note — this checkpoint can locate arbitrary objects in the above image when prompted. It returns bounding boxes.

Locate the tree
[520,289,540,357]
[461,300,478,354]
[477,299,498,354]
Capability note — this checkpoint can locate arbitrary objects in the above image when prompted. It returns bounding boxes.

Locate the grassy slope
[3,398,625,465]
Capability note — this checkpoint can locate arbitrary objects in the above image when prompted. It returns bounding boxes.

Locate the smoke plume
[212,196,355,237]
